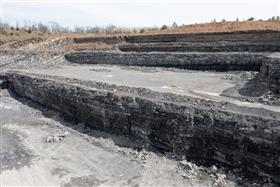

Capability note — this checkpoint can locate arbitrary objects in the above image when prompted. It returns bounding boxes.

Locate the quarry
[0,30,280,187]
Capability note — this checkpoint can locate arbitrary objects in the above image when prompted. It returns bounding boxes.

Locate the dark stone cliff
[124,31,280,43]
[117,42,280,52]
[65,52,265,71]
[259,58,280,94]
[6,72,280,183]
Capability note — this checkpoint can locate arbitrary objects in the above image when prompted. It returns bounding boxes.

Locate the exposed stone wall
[125,31,280,43]
[72,31,280,45]
[0,74,8,89]
[74,36,124,44]
[65,51,265,71]
[117,42,280,52]
[6,72,280,183]
[259,58,280,94]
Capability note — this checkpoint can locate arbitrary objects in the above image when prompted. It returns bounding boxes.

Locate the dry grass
[0,29,67,45]
[145,20,280,35]
[69,43,114,51]
[1,20,280,44]
[0,29,44,43]
[68,21,280,39]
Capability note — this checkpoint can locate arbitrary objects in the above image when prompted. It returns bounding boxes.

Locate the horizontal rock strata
[259,58,280,94]
[117,42,280,52]
[74,36,124,44]
[65,51,265,71]
[6,71,280,183]
[124,31,280,43]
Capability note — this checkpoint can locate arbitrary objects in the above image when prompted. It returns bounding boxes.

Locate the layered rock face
[124,31,280,43]
[65,51,265,71]
[6,72,280,182]
[74,36,124,44]
[117,42,280,52]
[73,31,280,52]
[70,31,280,94]
[259,58,280,94]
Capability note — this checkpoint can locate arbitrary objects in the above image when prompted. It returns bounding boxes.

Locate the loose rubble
[44,132,70,143]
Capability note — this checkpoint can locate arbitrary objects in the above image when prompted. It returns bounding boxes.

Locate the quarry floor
[0,89,245,187]
[1,63,280,187]
[14,64,280,113]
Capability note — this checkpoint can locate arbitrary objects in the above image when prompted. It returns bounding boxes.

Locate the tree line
[0,21,175,34]
[1,16,279,34]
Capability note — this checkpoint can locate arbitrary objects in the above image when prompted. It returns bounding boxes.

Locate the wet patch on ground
[51,167,71,178]
[62,175,104,187]
[0,127,34,172]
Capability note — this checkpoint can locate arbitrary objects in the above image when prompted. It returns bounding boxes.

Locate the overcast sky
[1,0,280,28]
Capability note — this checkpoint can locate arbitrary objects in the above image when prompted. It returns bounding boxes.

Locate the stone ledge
[6,71,280,183]
[65,51,265,71]
[259,58,280,94]
[117,42,280,52]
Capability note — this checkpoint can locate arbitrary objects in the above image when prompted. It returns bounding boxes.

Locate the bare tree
[49,22,61,33]
[37,22,49,33]
[0,22,10,30]
[74,25,86,33]
[105,24,117,34]
[16,21,20,31]
[160,25,168,30]
[247,17,254,21]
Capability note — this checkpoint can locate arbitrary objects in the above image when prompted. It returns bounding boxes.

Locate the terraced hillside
[1,29,280,186]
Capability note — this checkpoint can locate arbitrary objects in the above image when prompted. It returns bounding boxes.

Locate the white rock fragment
[44,132,70,143]
[182,173,188,178]
[180,160,192,170]
[210,165,218,173]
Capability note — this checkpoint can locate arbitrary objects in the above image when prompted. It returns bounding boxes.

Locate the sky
[1,0,280,28]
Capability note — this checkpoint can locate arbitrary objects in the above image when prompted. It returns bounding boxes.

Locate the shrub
[27,28,32,34]
[160,25,168,30]
[172,22,178,28]
[140,28,145,33]
[247,17,255,21]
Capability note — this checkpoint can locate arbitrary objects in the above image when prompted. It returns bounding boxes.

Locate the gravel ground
[0,37,73,69]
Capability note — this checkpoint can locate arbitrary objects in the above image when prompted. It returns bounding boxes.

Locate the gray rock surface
[6,71,280,183]
[74,36,124,44]
[65,51,265,71]
[259,58,280,94]
[117,42,280,52]
[124,31,280,43]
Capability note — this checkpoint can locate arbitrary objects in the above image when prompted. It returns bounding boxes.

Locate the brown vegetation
[69,43,114,51]
[144,20,280,35]
[0,29,56,44]
[1,20,280,44]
